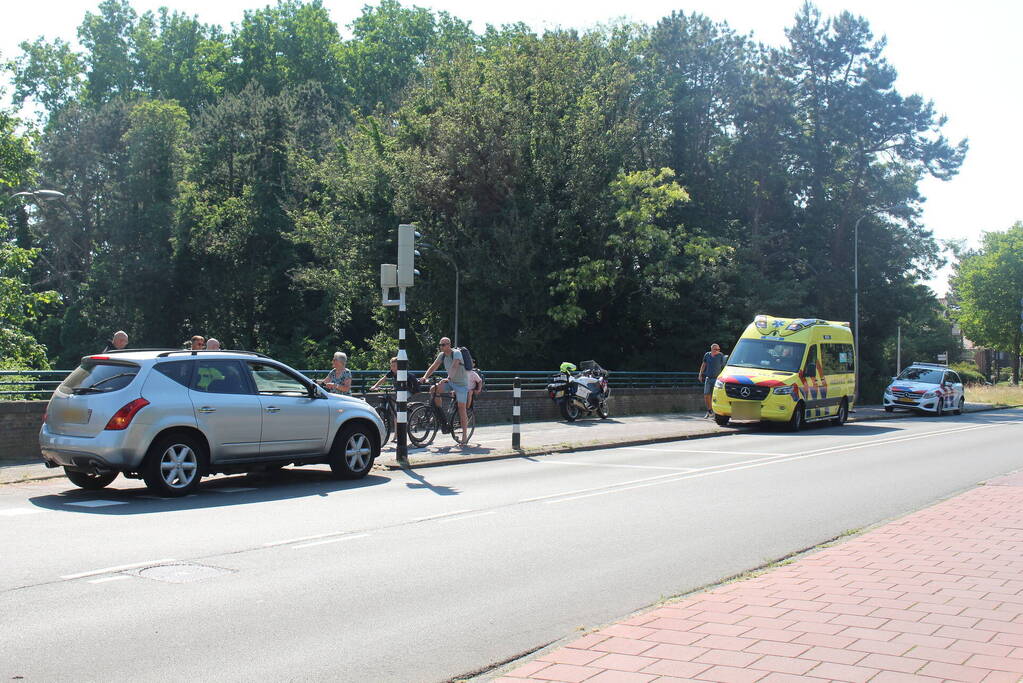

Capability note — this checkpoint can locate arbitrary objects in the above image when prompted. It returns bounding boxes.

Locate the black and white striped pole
[512,376,521,449]
[396,289,409,466]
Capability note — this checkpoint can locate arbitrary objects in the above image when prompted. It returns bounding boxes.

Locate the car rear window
[154,360,194,387]
[60,361,141,395]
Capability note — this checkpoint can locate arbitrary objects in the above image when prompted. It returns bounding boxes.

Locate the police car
[883,363,965,416]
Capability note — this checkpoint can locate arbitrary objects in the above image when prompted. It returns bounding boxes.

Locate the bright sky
[2,0,1020,295]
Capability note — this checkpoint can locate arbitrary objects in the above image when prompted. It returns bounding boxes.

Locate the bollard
[512,376,521,449]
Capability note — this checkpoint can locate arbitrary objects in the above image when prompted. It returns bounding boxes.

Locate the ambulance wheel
[788,402,805,432]
[833,399,848,426]
[714,413,730,427]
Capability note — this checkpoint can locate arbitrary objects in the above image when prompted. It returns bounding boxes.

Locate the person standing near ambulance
[698,343,726,418]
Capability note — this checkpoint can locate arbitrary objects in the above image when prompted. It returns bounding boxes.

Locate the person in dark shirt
[370,357,420,394]
[698,343,726,418]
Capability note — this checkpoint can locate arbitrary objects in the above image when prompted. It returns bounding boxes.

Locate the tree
[1,109,56,369]
[950,223,1023,384]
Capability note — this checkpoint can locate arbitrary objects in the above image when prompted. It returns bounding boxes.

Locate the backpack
[457,346,474,372]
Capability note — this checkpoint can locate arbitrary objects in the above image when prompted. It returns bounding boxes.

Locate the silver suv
[39,349,385,496]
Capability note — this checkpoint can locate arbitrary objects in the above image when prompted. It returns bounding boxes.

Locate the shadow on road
[399,467,460,496]
[28,467,389,515]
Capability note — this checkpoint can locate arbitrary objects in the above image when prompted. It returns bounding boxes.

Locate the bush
[951,362,986,385]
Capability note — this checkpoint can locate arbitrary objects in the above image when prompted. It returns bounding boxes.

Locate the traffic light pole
[396,287,409,467]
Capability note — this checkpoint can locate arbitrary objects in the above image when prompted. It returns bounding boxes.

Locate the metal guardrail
[1,368,700,399]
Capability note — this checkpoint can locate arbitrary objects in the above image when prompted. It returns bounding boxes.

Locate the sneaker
[704,411,712,418]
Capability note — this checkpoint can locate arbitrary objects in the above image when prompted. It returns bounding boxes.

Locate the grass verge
[966,384,1023,407]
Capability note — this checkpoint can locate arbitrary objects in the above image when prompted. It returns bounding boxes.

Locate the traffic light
[397,223,420,287]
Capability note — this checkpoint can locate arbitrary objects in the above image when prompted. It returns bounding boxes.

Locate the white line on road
[539,460,697,472]
[618,446,779,456]
[65,499,128,508]
[411,509,472,522]
[543,420,1023,505]
[263,531,347,547]
[292,534,369,549]
[61,558,177,580]
[88,575,132,584]
[438,511,497,523]
[0,508,43,516]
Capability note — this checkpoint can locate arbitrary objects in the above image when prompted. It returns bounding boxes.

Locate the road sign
[936,352,947,362]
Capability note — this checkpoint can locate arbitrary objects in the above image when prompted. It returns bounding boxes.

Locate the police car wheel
[883,406,894,413]
[954,397,964,415]
[934,400,944,417]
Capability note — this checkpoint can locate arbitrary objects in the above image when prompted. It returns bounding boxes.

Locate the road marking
[65,499,128,508]
[61,558,177,580]
[292,534,369,549]
[519,471,687,503]
[411,509,472,522]
[263,531,347,547]
[210,487,258,494]
[539,460,696,472]
[438,511,497,523]
[618,446,781,456]
[88,575,132,584]
[542,420,1023,505]
[0,508,43,516]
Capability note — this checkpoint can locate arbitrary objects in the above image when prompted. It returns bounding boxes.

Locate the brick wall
[0,401,47,463]
[0,388,704,464]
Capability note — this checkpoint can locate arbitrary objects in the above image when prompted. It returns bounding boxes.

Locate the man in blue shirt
[698,343,726,418]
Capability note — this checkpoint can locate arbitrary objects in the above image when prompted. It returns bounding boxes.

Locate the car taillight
[104,398,150,430]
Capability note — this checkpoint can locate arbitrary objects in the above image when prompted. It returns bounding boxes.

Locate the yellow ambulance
[711,314,856,430]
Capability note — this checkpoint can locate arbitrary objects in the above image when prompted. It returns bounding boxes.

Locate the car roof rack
[908,362,947,369]
[155,349,271,359]
[88,348,180,355]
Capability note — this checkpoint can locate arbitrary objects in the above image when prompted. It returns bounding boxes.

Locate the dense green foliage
[949,223,1023,384]
[3,0,965,379]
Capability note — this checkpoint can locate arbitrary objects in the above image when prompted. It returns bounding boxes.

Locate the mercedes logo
[739,386,751,398]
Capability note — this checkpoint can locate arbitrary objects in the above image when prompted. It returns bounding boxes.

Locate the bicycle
[364,391,428,445]
[407,379,476,447]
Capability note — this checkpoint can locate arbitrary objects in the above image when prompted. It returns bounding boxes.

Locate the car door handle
[197,406,216,414]
[265,406,281,413]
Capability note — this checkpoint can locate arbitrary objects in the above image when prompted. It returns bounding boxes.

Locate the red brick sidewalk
[496,472,1023,683]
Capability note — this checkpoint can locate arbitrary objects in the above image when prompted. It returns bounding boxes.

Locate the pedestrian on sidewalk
[698,343,726,418]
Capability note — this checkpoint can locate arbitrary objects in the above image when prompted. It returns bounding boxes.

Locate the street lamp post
[419,243,459,347]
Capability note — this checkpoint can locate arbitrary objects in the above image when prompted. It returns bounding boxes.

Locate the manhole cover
[135,562,234,583]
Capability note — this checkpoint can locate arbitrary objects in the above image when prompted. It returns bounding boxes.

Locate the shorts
[445,380,469,404]
[703,377,717,395]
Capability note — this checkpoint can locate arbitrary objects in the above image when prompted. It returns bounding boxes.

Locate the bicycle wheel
[370,399,393,445]
[408,403,439,447]
[451,407,476,446]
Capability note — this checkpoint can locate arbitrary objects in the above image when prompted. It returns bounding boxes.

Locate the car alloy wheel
[345,432,372,472]
[159,444,199,490]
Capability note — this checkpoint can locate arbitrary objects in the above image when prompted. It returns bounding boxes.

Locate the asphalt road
[2,409,1022,682]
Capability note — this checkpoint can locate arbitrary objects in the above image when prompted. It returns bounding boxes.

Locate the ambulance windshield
[729,339,806,373]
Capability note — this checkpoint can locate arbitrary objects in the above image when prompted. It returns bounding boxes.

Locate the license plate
[731,403,761,421]
[896,398,916,404]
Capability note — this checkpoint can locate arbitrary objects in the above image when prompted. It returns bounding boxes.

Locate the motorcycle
[546,360,611,421]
